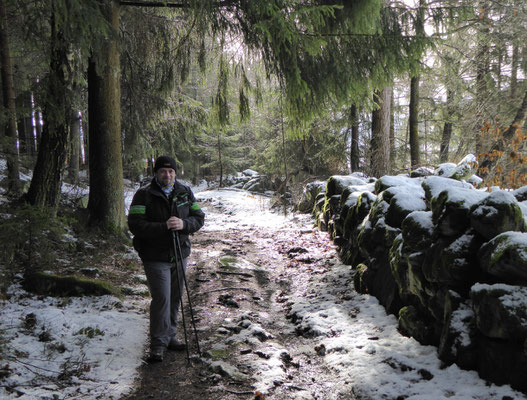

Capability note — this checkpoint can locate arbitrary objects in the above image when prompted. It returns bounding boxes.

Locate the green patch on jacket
[129,205,146,215]
[191,202,201,211]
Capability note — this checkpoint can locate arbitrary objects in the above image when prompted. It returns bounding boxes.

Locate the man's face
[156,167,176,187]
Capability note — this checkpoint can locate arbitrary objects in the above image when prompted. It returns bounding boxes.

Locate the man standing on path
[128,155,205,362]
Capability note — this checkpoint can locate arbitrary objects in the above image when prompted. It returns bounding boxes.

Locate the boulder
[436,162,457,178]
[438,291,477,370]
[242,169,259,177]
[401,211,434,252]
[513,185,527,202]
[469,190,526,240]
[422,176,474,202]
[478,232,527,283]
[450,154,477,180]
[422,232,483,291]
[326,175,367,197]
[471,283,527,341]
[398,305,436,345]
[297,181,326,213]
[430,186,487,237]
[410,166,434,178]
[476,336,527,392]
[383,185,427,229]
[374,175,422,195]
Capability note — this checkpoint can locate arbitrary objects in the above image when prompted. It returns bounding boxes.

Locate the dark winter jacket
[128,178,205,262]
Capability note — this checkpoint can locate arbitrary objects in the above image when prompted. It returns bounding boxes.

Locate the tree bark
[26,1,69,212]
[217,131,223,187]
[67,109,81,184]
[440,88,454,163]
[0,0,20,194]
[510,44,518,100]
[349,104,360,172]
[475,3,490,156]
[409,76,421,169]
[389,88,395,171]
[87,0,125,231]
[370,88,391,177]
[16,91,33,156]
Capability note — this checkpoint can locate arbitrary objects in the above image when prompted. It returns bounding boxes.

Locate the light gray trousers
[143,258,187,350]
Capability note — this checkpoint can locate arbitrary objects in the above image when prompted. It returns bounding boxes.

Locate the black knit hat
[153,155,177,172]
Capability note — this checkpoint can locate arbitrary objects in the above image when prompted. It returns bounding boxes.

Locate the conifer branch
[119,0,235,8]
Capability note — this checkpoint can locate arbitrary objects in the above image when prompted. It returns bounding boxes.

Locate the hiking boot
[149,347,165,362]
[167,338,186,351]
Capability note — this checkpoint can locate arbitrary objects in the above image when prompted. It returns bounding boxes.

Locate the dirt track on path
[122,198,356,400]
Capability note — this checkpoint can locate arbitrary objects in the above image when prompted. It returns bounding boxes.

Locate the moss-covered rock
[23,272,120,297]
[471,283,527,341]
[383,186,427,229]
[401,211,434,252]
[326,175,367,197]
[469,190,526,240]
[430,187,487,237]
[353,263,370,294]
[513,185,527,202]
[476,336,527,392]
[422,176,474,203]
[450,154,477,180]
[438,291,477,370]
[422,231,483,292]
[478,232,527,283]
[398,305,435,345]
[374,175,421,195]
[297,181,326,213]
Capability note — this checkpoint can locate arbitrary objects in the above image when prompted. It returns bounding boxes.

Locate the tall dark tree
[26,0,70,212]
[0,0,20,194]
[408,0,426,169]
[370,88,391,177]
[67,109,81,184]
[439,87,455,163]
[408,75,421,168]
[87,0,125,230]
[349,104,360,172]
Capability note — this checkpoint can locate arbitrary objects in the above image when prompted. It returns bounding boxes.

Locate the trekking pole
[174,231,202,357]
[171,231,191,363]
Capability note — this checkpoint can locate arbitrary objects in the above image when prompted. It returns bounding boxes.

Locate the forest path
[122,191,356,400]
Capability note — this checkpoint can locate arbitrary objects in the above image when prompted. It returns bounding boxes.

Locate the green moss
[208,347,230,360]
[23,272,121,298]
[75,327,105,339]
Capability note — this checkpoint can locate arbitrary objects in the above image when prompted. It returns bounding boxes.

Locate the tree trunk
[370,88,391,177]
[440,88,454,163]
[349,104,360,172]
[475,3,490,156]
[510,44,518,100]
[16,91,34,156]
[409,76,421,169]
[217,131,223,187]
[67,109,81,184]
[389,88,395,171]
[0,0,20,194]
[26,1,70,212]
[87,0,125,231]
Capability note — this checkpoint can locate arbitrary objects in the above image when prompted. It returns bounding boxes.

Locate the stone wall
[299,158,527,392]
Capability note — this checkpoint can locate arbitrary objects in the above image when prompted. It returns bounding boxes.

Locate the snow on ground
[0,285,148,400]
[195,187,295,230]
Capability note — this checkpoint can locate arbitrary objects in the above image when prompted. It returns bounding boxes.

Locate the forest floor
[122,194,352,400]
